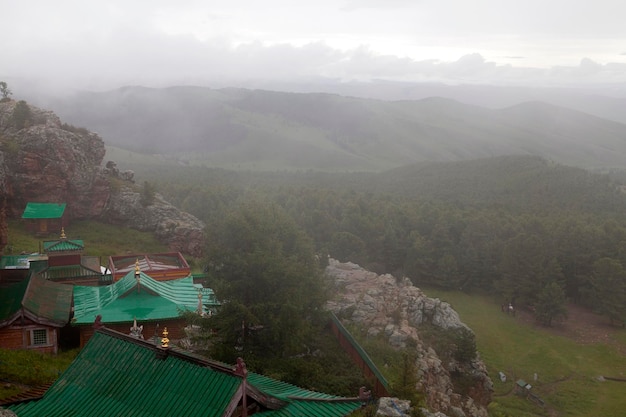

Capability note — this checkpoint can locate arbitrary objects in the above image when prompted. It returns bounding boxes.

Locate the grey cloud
[339,0,415,11]
[2,1,626,95]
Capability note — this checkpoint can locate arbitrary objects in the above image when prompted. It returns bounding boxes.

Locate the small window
[30,329,49,346]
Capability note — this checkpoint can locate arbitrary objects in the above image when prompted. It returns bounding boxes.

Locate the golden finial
[60,227,66,239]
[161,327,169,348]
[135,259,141,292]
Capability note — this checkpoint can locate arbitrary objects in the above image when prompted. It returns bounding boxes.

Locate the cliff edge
[326,259,493,417]
[0,99,204,256]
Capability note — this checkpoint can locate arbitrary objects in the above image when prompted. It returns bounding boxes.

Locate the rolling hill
[48,86,626,171]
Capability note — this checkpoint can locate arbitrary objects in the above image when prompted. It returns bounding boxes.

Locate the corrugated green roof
[248,373,362,417]
[43,239,84,252]
[8,329,363,417]
[0,255,31,269]
[21,202,66,219]
[0,274,72,326]
[39,264,103,281]
[8,330,242,417]
[248,372,348,402]
[23,274,73,325]
[72,271,219,325]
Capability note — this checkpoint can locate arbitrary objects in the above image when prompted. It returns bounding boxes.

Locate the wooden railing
[328,313,390,398]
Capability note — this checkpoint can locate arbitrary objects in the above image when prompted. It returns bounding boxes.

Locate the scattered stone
[377,397,412,416]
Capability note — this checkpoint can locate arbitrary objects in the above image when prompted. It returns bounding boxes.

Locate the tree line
[141,155,626,328]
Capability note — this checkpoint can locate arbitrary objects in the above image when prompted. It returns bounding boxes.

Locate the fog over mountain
[48,86,626,172]
[3,1,626,173]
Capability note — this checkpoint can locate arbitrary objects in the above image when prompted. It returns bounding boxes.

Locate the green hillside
[52,86,626,172]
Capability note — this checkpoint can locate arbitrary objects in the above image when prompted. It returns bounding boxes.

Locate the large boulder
[0,100,108,219]
[103,188,205,257]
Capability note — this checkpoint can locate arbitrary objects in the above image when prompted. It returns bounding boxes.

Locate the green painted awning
[21,202,66,219]
[72,271,220,325]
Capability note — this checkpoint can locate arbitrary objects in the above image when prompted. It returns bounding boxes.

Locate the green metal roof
[8,329,363,417]
[23,274,74,325]
[248,373,362,417]
[248,372,349,402]
[43,239,84,252]
[8,330,242,417]
[38,264,103,281]
[21,202,66,219]
[0,255,31,269]
[0,274,73,327]
[72,271,219,325]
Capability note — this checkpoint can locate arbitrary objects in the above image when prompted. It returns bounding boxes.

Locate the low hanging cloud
[3,26,626,95]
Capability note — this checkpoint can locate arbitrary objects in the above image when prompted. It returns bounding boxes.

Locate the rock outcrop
[104,188,205,257]
[0,100,204,256]
[326,259,493,417]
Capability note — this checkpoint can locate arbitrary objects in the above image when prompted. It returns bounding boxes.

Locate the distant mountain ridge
[48,86,626,172]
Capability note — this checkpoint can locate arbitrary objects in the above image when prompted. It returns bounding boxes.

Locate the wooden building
[0,273,73,354]
[36,230,107,286]
[0,254,45,285]
[72,266,219,347]
[21,202,68,236]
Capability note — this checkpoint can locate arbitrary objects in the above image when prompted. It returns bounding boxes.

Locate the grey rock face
[104,188,206,257]
[326,259,492,417]
[0,100,205,256]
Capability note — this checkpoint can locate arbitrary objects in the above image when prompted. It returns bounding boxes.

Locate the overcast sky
[2,0,626,92]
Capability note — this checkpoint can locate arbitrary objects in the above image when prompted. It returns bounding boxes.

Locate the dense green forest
[133,155,626,327]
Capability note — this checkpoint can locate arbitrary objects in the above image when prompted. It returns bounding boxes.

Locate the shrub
[12,100,32,129]
[140,181,156,206]
[418,324,476,364]
[60,123,90,135]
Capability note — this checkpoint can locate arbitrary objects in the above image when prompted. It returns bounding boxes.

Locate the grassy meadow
[423,288,626,417]
[5,219,169,260]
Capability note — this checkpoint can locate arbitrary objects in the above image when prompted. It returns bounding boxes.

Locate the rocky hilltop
[0,99,204,256]
[326,259,492,417]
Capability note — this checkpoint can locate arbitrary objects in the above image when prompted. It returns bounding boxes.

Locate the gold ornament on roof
[60,227,66,239]
[161,327,169,348]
